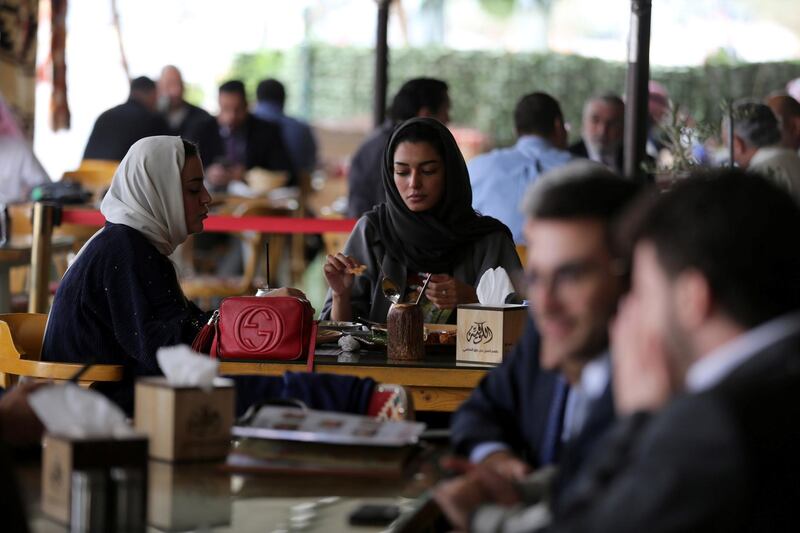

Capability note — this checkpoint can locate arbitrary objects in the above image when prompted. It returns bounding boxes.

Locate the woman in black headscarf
[321,117,522,323]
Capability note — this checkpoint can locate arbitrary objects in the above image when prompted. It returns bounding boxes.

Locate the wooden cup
[387,303,424,360]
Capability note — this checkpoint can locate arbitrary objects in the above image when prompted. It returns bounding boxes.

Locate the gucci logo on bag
[234,306,284,353]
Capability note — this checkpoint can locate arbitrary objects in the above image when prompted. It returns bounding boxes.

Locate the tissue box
[41,433,149,525]
[456,304,527,364]
[148,461,231,531]
[134,377,235,462]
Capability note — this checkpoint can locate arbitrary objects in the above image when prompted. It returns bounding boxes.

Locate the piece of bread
[346,264,367,276]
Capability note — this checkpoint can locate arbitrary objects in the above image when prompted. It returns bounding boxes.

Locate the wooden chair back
[61,159,119,196]
[0,313,123,388]
[181,200,293,305]
[515,244,528,268]
[232,200,292,288]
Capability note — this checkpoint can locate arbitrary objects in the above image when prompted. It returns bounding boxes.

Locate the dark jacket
[83,100,169,161]
[550,329,800,533]
[451,316,615,479]
[166,102,219,167]
[204,114,297,185]
[347,121,394,218]
[41,223,210,413]
[568,139,623,173]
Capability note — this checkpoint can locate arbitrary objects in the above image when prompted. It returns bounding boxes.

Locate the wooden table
[220,348,493,412]
[0,236,74,313]
[19,453,440,532]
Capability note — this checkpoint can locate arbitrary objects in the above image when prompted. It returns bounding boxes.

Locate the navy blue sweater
[42,223,210,413]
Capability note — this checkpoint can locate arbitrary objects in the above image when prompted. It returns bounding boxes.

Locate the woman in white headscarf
[42,136,213,411]
[42,136,376,418]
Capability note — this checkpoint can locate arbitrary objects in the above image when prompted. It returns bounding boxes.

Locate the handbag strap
[305,320,318,372]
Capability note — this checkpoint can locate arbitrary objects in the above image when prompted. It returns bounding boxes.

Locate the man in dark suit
[447,167,640,497]
[568,94,624,174]
[83,76,168,161]
[204,80,295,189]
[157,65,218,167]
[439,170,800,532]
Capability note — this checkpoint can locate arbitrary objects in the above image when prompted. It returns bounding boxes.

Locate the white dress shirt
[470,352,610,464]
[686,312,800,393]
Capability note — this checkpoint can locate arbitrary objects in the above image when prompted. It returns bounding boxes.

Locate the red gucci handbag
[192,296,318,370]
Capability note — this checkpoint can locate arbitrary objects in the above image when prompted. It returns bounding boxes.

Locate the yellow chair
[58,160,119,256]
[0,313,123,388]
[516,244,528,268]
[181,200,291,307]
[61,159,119,199]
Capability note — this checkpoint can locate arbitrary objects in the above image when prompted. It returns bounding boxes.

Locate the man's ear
[790,116,800,145]
[674,268,712,329]
[552,117,568,148]
[732,134,747,156]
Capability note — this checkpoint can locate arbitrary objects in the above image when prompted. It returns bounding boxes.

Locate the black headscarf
[365,117,511,273]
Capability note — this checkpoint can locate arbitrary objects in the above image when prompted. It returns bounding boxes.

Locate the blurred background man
[725,101,800,203]
[766,93,800,153]
[83,76,168,161]
[157,65,218,166]
[569,94,625,174]
[205,80,295,190]
[255,78,318,174]
[470,92,573,244]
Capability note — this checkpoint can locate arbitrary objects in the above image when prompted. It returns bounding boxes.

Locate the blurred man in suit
[569,94,625,174]
[157,65,218,166]
[83,76,168,161]
[204,80,295,189]
[254,78,318,174]
[437,169,800,533]
[447,165,640,509]
[725,101,800,203]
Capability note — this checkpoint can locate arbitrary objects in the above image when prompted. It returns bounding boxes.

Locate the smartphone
[348,503,401,526]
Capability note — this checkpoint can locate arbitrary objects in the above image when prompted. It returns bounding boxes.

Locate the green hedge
[230,45,800,146]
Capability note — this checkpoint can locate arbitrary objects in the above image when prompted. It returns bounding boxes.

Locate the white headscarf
[82,136,188,259]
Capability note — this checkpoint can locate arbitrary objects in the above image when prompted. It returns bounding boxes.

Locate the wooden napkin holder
[134,377,235,462]
[456,304,527,364]
[41,433,148,525]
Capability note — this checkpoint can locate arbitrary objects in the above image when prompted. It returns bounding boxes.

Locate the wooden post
[29,203,57,313]
[623,0,652,181]
[373,0,391,128]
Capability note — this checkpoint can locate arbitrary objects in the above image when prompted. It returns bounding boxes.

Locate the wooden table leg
[0,263,11,313]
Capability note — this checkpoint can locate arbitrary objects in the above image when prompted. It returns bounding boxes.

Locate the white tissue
[157,345,219,390]
[29,384,134,439]
[226,180,257,198]
[476,267,515,305]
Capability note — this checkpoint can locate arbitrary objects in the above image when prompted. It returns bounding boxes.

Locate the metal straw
[264,240,270,289]
[69,362,93,383]
[415,273,433,306]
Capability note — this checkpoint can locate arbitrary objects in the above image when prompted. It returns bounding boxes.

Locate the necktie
[540,375,569,466]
